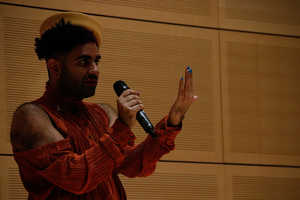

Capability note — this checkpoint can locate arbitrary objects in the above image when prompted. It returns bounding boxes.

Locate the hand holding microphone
[114,81,157,139]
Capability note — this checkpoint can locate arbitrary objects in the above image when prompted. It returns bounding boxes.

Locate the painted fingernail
[181,77,183,81]
[187,66,190,70]
[190,69,193,73]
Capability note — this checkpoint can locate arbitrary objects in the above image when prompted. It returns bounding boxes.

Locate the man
[10,12,197,199]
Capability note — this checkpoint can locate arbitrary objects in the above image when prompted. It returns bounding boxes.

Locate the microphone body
[113,80,157,139]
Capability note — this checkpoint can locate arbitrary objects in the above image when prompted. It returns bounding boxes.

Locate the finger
[184,66,191,96]
[129,90,140,96]
[122,101,144,116]
[192,95,199,102]
[178,76,184,97]
[186,67,194,95]
[120,89,141,103]
[120,89,130,97]
[126,98,143,108]
[123,92,140,100]
[131,103,144,112]
[188,68,197,103]
[189,68,193,96]
[120,89,139,97]
[184,66,189,87]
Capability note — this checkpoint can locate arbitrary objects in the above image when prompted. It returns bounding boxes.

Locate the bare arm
[10,103,64,151]
[98,103,118,128]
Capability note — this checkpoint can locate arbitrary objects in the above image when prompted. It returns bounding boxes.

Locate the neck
[49,80,81,101]
[45,83,84,114]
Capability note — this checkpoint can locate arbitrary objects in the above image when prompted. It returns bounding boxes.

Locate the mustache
[84,74,98,80]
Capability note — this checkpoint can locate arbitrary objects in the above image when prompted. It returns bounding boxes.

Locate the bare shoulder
[10,103,64,151]
[98,103,117,128]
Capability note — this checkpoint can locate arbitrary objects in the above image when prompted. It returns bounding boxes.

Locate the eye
[79,59,88,65]
[78,59,92,67]
[95,59,100,66]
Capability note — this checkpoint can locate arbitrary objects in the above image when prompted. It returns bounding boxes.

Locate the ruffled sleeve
[117,114,182,178]
[14,136,125,195]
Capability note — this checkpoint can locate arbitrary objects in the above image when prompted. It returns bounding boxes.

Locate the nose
[88,62,100,77]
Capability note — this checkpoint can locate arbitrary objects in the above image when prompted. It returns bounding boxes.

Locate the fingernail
[190,69,193,73]
[187,66,190,70]
[181,77,183,81]
[188,69,191,74]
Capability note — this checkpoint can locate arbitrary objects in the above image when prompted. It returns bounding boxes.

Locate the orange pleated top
[13,84,181,199]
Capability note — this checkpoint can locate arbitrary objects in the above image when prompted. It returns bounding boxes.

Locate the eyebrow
[76,54,101,61]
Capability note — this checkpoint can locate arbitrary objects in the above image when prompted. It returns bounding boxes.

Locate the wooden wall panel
[225,165,300,200]
[119,162,226,200]
[0,156,226,200]
[219,0,300,36]
[221,30,300,166]
[0,0,219,28]
[0,6,47,154]
[0,7,7,154]
[0,156,27,200]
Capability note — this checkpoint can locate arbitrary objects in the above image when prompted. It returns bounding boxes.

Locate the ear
[47,58,61,79]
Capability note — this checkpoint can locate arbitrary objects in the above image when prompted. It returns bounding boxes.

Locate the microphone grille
[113,80,130,96]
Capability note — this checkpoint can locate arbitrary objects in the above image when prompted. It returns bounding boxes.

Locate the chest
[49,105,108,154]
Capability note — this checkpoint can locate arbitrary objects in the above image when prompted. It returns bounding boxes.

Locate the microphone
[113,80,157,139]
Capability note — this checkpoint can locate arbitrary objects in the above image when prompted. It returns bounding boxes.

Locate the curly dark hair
[35,18,98,60]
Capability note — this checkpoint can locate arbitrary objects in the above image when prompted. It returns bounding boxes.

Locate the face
[57,42,101,99]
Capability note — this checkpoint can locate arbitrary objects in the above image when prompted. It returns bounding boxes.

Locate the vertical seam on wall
[218,29,225,164]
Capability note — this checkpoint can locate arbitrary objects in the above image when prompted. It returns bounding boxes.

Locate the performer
[10,12,197,199]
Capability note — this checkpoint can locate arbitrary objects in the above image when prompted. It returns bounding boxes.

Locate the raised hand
[117,89,144,129]
[167,66,198,127]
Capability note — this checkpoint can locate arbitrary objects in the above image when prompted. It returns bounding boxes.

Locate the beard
[57,66,97,99]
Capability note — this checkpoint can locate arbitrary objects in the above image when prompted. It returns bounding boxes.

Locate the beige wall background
[0,0,300,199]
